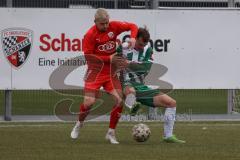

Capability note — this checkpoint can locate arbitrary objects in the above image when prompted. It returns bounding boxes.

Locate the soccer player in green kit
[116,27,185,143]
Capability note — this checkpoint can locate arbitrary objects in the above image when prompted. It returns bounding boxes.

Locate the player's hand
[111,54,129,69]
[111,54,129,76]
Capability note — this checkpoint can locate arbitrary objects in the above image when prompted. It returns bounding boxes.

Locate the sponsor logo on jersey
[98,41,115,53]
[108,32,114,39]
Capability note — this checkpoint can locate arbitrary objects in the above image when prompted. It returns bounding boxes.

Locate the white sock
[125,93,136,109]
[163,107,176,138]
[108,128,115,135]
[76,121,84,128]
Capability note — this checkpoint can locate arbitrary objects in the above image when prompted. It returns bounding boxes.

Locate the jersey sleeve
[143,47,153,62]
[111,21,138,38]
[82,32,104,67]
[83,32,95,54]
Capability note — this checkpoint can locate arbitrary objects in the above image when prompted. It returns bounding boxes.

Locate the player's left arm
[112,21,138,38]
[112,21,138,47]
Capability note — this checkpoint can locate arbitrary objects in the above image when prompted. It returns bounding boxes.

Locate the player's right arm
[83,31,95,57]
[83,31,104,72]
[83,30,95,55]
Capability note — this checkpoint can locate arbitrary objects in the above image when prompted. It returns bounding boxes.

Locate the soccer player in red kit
[71,8,138,144]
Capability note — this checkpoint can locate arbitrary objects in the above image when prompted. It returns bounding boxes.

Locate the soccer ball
[132,123,151,142]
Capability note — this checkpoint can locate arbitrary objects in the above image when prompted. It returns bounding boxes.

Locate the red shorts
[84,75,122,95]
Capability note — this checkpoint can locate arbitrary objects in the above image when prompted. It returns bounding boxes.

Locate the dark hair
[137,27,150,43]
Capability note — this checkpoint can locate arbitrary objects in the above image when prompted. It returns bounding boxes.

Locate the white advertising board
[0,8,240,89]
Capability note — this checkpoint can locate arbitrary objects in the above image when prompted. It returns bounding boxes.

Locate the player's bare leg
[153,94,185,143]
[71,91,96,139]
[105,89,123,144]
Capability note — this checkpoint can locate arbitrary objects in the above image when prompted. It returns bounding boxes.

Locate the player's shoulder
[109,20,121,24]
[109,21,125,26]
[84,25,97,38]
[145,44,153,53]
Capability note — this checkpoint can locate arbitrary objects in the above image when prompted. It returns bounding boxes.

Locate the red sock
[78,104,90,122]
[109,105,123,129]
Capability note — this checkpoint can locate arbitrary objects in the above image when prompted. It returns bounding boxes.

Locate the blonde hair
[95,8,109,21]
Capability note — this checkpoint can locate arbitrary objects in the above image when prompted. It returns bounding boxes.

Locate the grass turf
[0,121,240,160]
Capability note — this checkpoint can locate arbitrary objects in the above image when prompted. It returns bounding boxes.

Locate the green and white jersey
[117,43,153,85]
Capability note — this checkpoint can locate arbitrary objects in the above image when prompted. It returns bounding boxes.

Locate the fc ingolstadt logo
[1,28,33,68]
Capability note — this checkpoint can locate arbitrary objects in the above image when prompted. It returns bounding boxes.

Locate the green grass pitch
[0,121,240,160]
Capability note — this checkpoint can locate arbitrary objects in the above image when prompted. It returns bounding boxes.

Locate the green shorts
[123,81,160,107]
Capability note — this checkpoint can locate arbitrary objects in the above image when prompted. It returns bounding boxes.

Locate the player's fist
[111,54,129,69]
[129,38,136,49]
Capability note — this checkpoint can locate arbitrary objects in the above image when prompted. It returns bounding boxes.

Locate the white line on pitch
[0,124,58,128]
[1,122,240,128]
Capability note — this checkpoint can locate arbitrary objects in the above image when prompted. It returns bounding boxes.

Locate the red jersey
[83,21,138,78]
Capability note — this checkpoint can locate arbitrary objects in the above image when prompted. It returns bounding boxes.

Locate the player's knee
[164,99,176,107]
[84,97,96,106]
[111,90,123,105]
[124,86,136,95]
[113,95,123,105]
[169,99,176,107]
[158,95,177,107]
[116,97,123,105]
